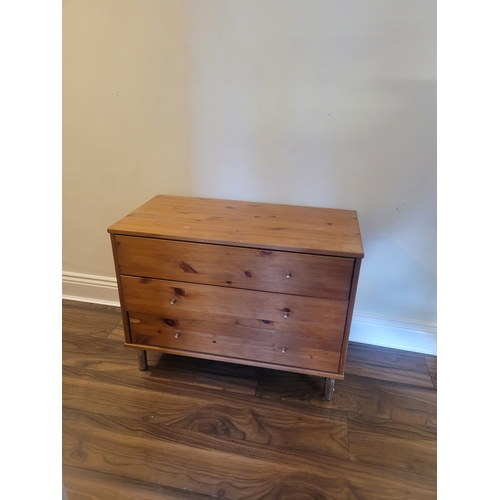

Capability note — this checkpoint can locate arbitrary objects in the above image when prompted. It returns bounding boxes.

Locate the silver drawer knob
[170,298,177,305]
[174,331,181,339]
[284,311,289,319]
[282,347,287,354]
[286,272,292,279]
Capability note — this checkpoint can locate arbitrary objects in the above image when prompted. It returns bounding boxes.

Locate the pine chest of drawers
[108,195,363,400]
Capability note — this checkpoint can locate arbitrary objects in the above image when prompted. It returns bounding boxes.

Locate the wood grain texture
[63,348,346,425]
[63,354,258,397]
[344,342,435,388]
[107,320,126,341]
[121,275,348,339]
[331,376,437,428]
[425,355,437,388]
[63,375,350,460]
[62,300,122,338]
[109,195,363,386]
[62,301,436,498]
[129,312,341,374]
[115,235,354,300]
[255,371,437,428]
[63,408,435,499]
[110,234,133,343]
[108,195,364,258]
[337,257,362,375]
[62,466,214,500]
[63,330,139,363]
[348,414,437,478]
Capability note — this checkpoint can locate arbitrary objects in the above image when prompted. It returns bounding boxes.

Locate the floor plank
[333,375,437,428]
[63,465,215,500]
[62,355,347,425]
[63,408,436,499]
[255,366,329,403]
[62,331,137,364]
[348,413,437,478]
[63,374,349,460]
[62,300,122,338]
[255,370,437,428]
[425,355,437,388]
[106,321,126,341]
[63,346,258,396]
[65,360,258,401]
[344,342,435,388]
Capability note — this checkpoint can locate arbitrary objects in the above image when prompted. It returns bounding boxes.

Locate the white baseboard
[62,271,120,307]
[62,271,437,355]
[350,312,436,356]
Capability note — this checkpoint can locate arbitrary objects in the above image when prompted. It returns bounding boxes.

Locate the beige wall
[63,0,192,276]
[63,1,436,339]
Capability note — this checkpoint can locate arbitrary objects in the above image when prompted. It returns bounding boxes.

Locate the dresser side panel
[110,233,131,344]
[337,257,362,376]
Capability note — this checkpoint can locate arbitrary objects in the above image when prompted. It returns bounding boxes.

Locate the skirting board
[62,271,437,355]
[349,312,436,356]
[62,271,120,307]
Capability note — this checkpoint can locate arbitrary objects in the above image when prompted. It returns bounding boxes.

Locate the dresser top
[108,195,364,258]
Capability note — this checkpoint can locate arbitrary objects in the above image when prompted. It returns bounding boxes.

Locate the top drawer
[114,235,353,300]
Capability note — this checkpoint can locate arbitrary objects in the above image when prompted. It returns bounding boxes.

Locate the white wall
[185,0,436,324]
[63,0,436,353]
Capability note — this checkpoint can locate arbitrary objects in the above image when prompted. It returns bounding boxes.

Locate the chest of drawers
[108,195,363,400]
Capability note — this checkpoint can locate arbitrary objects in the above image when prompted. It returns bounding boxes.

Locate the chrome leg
[138,350,148,371]
[324,378,335,401]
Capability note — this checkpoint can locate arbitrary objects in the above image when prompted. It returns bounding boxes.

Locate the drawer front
[115,235,353,300]
[121,276,348,339]
[128,312,341,373]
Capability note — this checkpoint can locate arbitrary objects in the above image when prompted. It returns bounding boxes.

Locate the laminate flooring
[62,299,437,499]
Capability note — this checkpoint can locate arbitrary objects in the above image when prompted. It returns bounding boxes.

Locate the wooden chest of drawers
[108,195,363,400]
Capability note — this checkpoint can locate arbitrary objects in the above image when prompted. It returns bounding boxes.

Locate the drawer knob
[284,311,290,319]
[174,331,181,339]
[286,272,292,279]
[282,347,287,354]
[170,298,177,306]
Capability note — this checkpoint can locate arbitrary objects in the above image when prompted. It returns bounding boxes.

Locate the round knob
[174,331,181,339]
[282,347,287,354]
[284,311,289,319]
[286,272,292,279]
[170,298,177,305]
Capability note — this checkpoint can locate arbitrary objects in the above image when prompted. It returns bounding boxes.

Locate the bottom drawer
[128,312,341,374]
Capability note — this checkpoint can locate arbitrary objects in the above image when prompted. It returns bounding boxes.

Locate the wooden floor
[62,300,437,499]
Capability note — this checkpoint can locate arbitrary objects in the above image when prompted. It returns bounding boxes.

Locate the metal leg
[138,350,148,371]
[323,378,335,401]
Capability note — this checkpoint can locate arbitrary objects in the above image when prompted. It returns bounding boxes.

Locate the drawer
[115,235,353,300]
[121,276,348,339]
[128,312,341,373]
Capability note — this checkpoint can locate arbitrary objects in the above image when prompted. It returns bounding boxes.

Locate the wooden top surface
[108,195,364,258]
